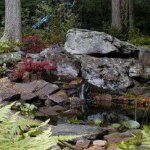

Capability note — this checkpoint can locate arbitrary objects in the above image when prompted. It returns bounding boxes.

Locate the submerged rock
[92,94,112,108]
[65,28,138,55]
[88,112,128,124]
[47,91,69,105]
[36,106,59,117]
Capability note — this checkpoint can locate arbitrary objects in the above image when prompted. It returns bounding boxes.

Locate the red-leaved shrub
[9,59,57,82]
[22,35,45,53]
[23,35,39,43]
[23,45,45,53]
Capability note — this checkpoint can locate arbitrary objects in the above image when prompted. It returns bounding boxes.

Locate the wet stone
[36,106,59,117]
[51,105,66,113]
[70,97,85,109]
[92,94,112,108]
[63,109,82,117]
[47,92,70,105]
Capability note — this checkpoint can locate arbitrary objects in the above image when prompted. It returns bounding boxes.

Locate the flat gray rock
[52,124,107,139]
[0,78,20,101]
[14,80,59,100]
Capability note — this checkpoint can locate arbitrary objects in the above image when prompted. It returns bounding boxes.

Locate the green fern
[0,103,81,150]
[117,126,150,150]
[141,126,150,149]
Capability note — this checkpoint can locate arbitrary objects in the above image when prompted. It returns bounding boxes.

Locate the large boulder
[65,28,139,55]
[0,51,24,65]
[81,56,143,90]
[26,45,81,78]
[42,46,81,78]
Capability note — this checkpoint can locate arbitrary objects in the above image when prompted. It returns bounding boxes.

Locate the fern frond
[58,135,82,141]
[24,119,50,137]
[141,126,150,148]
[0,102,15,121]
[0,103,82,150]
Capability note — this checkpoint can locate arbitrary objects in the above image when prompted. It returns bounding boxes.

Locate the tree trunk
[0,0,22,42]
[112,0,128,32]
[112,0,122,31]
[129,0,134,30]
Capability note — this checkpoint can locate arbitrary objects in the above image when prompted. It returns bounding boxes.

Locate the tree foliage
[0,0,149,37]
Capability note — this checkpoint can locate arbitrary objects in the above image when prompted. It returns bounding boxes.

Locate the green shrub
[0,42,22,54]
[24,2,78,46]
[102,23,128,40]
[14,102,37,116]
[129,36,150,48]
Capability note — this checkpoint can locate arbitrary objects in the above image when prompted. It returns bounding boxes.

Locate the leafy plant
[0,103,81,150]
[141,126,150,149]
[9,58,57,82]
[0,66,6,77]
[117,125,150,150]
[129,36,150,48]
[22,35,45,53]
[23,35,39,43]
[67,118,84,124]
[14,102,37,116]
[23,1,78,46]
[0,42,13,54]
[35,1,53,21]
[111,123,121,129]
[117,141,138,150]
[0,42,22,54]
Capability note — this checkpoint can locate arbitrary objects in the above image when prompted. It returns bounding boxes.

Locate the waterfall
[79,84,87,118]
[79,84,85,100]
